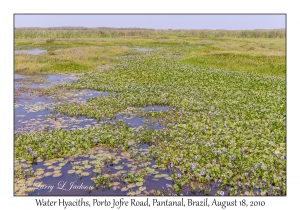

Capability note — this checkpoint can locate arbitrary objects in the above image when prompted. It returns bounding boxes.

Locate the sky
[14,14,286,30]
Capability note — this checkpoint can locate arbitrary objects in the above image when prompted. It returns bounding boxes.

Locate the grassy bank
[15,46,135,74]
[14,29,285,76]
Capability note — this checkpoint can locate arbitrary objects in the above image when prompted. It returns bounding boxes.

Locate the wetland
[14,29,286,196]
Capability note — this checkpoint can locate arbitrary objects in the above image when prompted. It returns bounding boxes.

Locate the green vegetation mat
[14,29,286,196]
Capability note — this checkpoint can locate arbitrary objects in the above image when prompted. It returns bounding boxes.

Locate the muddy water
[15,143,231,196]
[15,49,47,55]
[14,73,235,196]
[14,74,107,133]
[15,141,232,196]
[14,74,77,89]
[14,73,169,133]
[15,143,175,196]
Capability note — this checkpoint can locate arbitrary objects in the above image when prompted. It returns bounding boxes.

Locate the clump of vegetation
[45,38,56,43]
[14,46,134,74]
[181,38,285,76]
[14,121,136,160]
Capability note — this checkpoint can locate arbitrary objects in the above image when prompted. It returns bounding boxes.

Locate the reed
[15,29,286,39]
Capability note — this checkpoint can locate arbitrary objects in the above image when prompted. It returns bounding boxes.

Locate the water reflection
[15,48,47,55]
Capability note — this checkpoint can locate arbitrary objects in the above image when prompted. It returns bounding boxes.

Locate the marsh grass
[181,38,285,76]
[14,46,133,74]
[183,53,285,76]
[15,29,285,39]
[15,30,285,76]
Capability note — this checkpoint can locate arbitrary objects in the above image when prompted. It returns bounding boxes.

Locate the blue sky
[14,14,285,30]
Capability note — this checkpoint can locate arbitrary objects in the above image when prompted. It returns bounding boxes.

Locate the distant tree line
[14,27,286,39]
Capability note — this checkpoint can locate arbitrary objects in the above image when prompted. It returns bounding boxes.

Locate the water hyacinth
[238,181,242,187]
[26,146,32,153]
[191,163,196,170]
